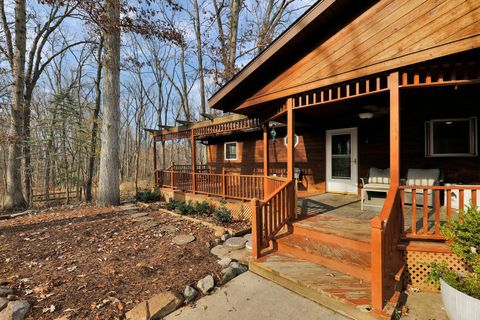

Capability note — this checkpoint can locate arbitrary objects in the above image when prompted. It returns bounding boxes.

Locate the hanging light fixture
[270,124,277,141]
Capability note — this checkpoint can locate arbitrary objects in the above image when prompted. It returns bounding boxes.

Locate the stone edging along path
[124,207,252,320]
[156,208,251,238]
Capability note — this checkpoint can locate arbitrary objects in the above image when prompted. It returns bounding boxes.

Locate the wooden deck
[296,193,377,243]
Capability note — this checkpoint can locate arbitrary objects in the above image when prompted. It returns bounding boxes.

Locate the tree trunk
[86,38,103,202]
[4,0,27,210]
[97,0,121,206]
[227,0,243,78]
[193,0,206,114]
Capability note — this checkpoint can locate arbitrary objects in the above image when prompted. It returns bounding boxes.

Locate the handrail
[371,185,404,312]
[251,179,295,258]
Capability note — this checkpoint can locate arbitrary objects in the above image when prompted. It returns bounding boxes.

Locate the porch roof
[209,0,480,114]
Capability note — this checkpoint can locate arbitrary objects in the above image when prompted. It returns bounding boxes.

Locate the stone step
[276,233,372,281]
[249,252,382,320]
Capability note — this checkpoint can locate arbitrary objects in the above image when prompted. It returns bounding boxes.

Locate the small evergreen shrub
[194,201,212,215]
[427,204,480,299]
[136,189,162,203]
[166,200,180,211]
[213,207,233,223]
[176,200,195,215]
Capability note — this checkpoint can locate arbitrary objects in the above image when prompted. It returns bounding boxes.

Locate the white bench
[361,167,390,211]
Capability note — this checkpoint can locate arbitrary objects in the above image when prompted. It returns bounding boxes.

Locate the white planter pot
[440,278,480,320]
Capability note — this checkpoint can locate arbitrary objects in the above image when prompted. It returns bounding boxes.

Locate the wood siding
[208,85,480,193]
[239,0,480,109]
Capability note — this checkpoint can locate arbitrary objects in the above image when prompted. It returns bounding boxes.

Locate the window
[224,142,238,160]
[425,117,477,157]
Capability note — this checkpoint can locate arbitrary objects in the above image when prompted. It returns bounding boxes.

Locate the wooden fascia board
[208,0,337,109]
[235,34,480,111]
[155,114,249,137]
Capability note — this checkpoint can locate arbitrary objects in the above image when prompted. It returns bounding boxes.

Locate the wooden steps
[276,233,371,281]
[250,253,381,320]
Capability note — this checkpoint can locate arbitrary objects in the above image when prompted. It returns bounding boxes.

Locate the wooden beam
[153,136,158,186]
[389,72,400,186]
[287,98,295,180]
[263,124,269,196]
[191,130,196,193]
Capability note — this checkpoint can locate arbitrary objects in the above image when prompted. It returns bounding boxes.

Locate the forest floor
[0,204,222,319]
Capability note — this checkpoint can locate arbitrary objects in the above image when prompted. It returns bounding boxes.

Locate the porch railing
[371,186,404,312]
[157,169,264,201]
[399,185,480,240]
[251,179,295,258]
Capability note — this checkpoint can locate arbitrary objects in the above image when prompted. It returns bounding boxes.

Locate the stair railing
[251,179,295,259]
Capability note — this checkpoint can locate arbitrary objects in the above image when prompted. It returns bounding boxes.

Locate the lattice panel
[404,251,468,291]
[165,190,253,222]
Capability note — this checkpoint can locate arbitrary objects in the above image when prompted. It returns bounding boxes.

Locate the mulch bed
[0,204,222,319]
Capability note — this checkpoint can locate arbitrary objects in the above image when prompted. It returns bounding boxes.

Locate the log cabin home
[151,0,480,318]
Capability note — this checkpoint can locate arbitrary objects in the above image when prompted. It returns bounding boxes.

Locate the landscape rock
[183,286,198,303]
[140,221,160,230]
[217,257,232,268]
[148,291,184,319]
[0,300,30,320]
[196,275,215,295]
[0,288,13,298]
[213,227,226,238]
[172,235,195,245]
[210,245,231,259]
[220,267,237,284]
[0,298,7,311]
[243,233,252,242]
[133,216,153,223]
[125,301,148,320]
[159,225,177,234]
[229,261,248,274]
[220,234,231,242]
[130,212,149,218]
[224,237,247,250]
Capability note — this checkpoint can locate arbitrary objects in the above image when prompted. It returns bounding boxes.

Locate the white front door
[326,128,358,194]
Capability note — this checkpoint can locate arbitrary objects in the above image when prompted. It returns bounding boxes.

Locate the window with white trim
[224,142,238,160]
[425,117,477,157]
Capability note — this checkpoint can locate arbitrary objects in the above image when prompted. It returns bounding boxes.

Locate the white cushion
[363,183,390,190]
[406,168,440,186]
[368,167,390,184]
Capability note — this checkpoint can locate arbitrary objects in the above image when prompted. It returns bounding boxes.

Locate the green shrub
[166,200,180,211]
[176,200,195,215]
[136,189,162,203]
[194,201,212,216]
[428,204,480,299]
[213,207,233,223]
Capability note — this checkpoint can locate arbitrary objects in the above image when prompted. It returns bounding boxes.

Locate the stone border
[157,208,251,237]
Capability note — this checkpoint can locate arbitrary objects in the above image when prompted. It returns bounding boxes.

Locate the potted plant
[428,204,480,320]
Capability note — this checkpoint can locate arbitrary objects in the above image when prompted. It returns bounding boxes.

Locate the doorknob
[353,158,357,164]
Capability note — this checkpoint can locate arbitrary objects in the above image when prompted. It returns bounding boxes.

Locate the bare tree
[2,0,27,209]
[97,0,121,206]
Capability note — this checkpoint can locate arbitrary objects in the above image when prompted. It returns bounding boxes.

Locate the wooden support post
[222,168,226,198]
[287,98,296,222]
[153,135,158,186]
[370,217,384,312]
[287,98,295,181]
[251,198,261,259]
[389,72,400,186]
[191,130,196,193]
[263,124,269,199]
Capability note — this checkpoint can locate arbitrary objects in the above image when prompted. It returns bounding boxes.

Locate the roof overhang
[208,0,377,112]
